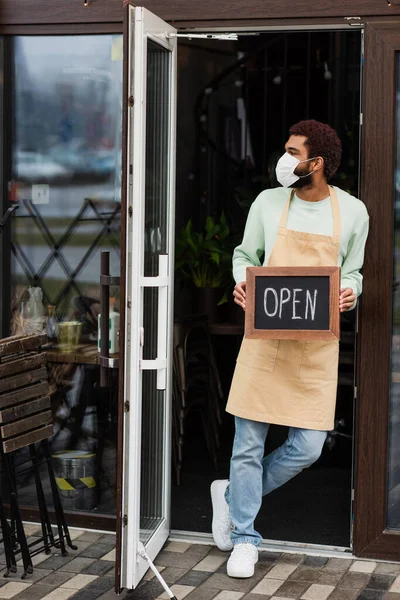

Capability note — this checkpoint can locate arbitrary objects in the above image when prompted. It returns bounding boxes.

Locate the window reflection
[9,34,123,517]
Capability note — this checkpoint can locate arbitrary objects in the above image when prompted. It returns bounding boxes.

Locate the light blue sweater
[233,186,369,300]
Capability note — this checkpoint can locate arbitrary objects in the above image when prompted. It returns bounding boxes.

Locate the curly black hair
[289,120,342,181]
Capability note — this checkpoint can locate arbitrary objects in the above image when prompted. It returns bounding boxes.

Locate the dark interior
[172,29,362,548]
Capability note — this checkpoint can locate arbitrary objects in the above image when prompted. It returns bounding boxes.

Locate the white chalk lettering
[292,288,303,319]
[279,288,291,319]
[305,289,318,321]
[264,288,278,317]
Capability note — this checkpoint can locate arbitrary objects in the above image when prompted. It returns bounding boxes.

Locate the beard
[290,167,314,189]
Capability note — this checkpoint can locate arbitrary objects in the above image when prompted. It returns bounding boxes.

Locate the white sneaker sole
[227,555,258,578]
[211,481,233,552]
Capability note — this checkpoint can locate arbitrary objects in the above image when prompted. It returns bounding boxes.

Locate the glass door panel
[6,34,123,521]
[119,5,176,590]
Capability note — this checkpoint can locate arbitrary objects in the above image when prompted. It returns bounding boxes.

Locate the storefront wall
[1,0,400,563]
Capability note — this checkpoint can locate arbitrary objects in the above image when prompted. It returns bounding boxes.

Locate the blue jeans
[226,417,327,546]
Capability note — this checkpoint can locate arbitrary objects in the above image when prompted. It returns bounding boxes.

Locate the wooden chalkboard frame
[245,266,340,341]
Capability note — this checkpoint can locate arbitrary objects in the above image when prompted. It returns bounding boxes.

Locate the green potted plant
[175,213,233,323]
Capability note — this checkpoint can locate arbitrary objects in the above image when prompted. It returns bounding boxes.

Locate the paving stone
[76,533,102,543]
[10,584,53,600]
[61,574,98,590]
[0,582,31,599]
[80,545,114,560]
[81,561,114,577]
[288,567,322,583]
[390,575,400,593]
[177,571,214,587]
[266,563,298,580]
[194,556,227,573]
[324,558,352,572]
[374,563,400,575]
[4,569,52,585]
[300,584,334,600]
[158,585,195,599]
[385,594,400,600]
[185,587,224,600]
[339,572,371,589]
[68,576,114,600]
[303,557,328,568]
[273,579,310,597]
[258,552,281,563]
[278,554,305,565]
[317,571,343,586]
[355,590,386,600]
[185,546,213,558]
[155,552,202,570]
[39,571,76,588]
[100,550,115,562]
[98,590,129,600]
[144,567,166,582]
[366,574,396,591]
[165,543,192,554]
[67,530,85,542]
[239,594,272,600]
[154,568,187,585]
[350,561,377,574]
[202,573,259,593]
[322,589,359,600]
[41,589,76,600]
[37,555,75,571]
[96,535,115,546]
[212,593,244,600]
[59,557,96,573]
[132,580,165,600]
[250,578,283,596]
[68,541,92,555]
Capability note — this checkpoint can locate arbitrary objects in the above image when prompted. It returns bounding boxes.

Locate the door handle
[140,255,169,390]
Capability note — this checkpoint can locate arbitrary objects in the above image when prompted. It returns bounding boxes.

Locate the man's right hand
[233,281,246,311]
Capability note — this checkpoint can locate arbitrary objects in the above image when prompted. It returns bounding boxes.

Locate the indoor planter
[175,214,233,323]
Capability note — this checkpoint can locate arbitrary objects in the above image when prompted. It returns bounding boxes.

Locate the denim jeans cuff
[232,537,262,547]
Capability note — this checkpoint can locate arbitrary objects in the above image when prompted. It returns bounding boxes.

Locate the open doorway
[172,28,362,548]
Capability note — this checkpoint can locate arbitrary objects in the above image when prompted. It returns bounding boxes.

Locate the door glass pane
[388,52,400,529]
[140,40,171,543]
[7,34,123,519]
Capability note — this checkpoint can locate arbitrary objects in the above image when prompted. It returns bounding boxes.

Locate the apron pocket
[237,338,280,373]
[299,340,339,381]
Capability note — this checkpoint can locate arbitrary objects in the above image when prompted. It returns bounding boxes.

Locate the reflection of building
[1,0,400,591]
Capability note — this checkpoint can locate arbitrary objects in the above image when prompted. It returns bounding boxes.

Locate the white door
[118,4,177,591]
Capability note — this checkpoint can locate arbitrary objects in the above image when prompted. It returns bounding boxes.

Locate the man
[210,120,369,578]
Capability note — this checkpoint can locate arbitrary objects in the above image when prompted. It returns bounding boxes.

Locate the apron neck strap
[279,186,341,240]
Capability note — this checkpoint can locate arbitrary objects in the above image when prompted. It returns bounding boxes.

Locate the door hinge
[124,401,130,413]
[351,488,355,502]
[128,206,133,218]
[127,297,131,309]
[360,113,363,126]
[128,96,134,107]
[123,514,128,526]
[354,386,357,399]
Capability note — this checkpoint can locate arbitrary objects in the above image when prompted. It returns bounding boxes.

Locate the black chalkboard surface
[245,266,340,341]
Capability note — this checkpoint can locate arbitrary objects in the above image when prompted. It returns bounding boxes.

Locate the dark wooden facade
[0,0,400,27]
[1,0,400,565]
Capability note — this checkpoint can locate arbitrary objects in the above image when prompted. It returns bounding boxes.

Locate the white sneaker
[211,480,233,551]
[227,543,259,578]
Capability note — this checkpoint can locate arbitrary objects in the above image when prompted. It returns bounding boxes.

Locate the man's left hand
[340,288,356,312]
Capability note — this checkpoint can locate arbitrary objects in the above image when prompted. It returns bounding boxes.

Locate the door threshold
[170,530,353,559]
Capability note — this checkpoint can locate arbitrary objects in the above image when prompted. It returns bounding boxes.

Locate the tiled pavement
[4,532,400,600]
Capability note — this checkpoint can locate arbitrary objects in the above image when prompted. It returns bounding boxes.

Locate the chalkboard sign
[245,266,340,341]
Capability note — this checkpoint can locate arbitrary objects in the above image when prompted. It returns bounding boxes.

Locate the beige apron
[226,186,341,431]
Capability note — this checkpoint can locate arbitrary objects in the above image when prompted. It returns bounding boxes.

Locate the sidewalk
[1,532,400,600]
